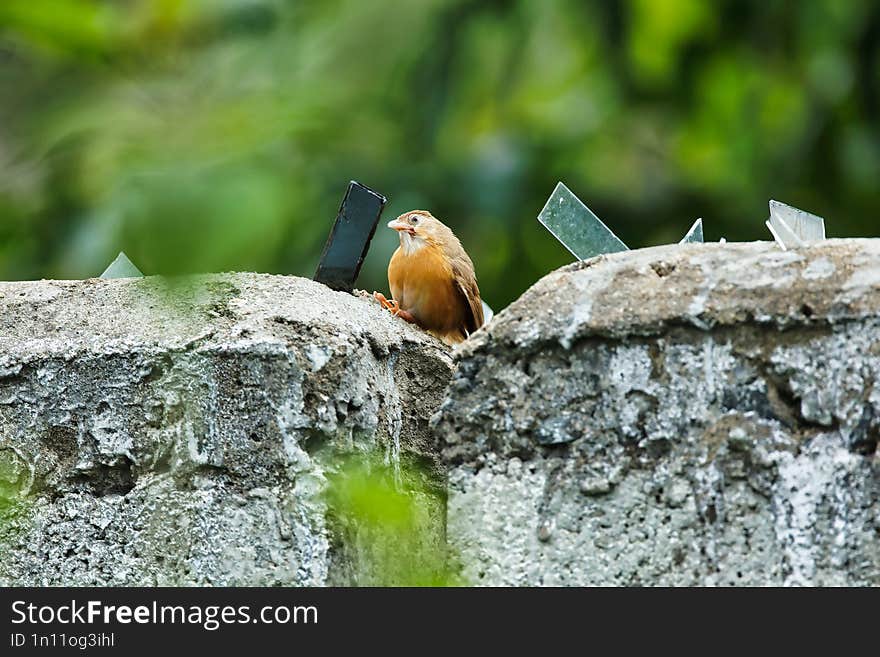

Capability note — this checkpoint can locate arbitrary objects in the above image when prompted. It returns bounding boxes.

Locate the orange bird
[373,210,484,345]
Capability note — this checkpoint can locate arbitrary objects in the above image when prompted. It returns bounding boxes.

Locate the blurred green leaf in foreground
[0,448,32,563]
[325,457,461,587]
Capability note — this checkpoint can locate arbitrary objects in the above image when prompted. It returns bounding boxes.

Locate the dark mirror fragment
[314,181,387,292]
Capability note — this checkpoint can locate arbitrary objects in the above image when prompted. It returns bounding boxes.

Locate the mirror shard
[314,181,387,293]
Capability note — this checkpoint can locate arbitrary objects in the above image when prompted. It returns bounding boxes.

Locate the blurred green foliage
[0,449,31,560]
[1,0,878,307]
[325,456,459,586]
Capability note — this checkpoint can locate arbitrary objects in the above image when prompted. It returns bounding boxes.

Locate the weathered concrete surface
[436,239,880,586]
[0,274,453,585]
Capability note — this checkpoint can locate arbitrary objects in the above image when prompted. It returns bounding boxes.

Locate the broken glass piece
[100,252,144,279]
[766,200,825,250]
[765,215,803,250]
[538,182,628,260]
[314,181,387,293]
[481,300,494,325]
[679,218,704,244]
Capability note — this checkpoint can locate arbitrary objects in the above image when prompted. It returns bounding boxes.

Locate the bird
[373,210,484,346]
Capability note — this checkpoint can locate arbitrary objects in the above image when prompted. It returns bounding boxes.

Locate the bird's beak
[388,218,415,235]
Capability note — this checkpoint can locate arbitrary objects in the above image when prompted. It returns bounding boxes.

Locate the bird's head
[387,210,446,254]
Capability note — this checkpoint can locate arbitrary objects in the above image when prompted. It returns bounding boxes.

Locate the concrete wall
[436,240,880,585]
[2,240,879,586]
[0,274,452,585]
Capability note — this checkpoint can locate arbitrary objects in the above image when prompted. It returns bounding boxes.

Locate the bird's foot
[373,291,399,313]
[372,292,417,324]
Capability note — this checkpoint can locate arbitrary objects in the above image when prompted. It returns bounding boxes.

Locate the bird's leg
[372,292,417,324]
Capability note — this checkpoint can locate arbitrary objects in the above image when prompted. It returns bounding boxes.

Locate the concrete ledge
[436,240,880,585]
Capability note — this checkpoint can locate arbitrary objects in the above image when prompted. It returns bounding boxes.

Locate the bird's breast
[389,245,465,331]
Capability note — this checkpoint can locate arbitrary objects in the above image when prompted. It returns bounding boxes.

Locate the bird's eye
[409,215,419,225]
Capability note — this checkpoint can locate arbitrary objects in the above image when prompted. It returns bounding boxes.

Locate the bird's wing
[388,246,403,302]
[451,259,484,335]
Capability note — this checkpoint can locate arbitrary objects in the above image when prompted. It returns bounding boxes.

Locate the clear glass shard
[100,252,144,279]
[481,300,494,325]
[679,218,704,244]
[768,200,825,243]
[537,182,628,260]
[765,216,804,251]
